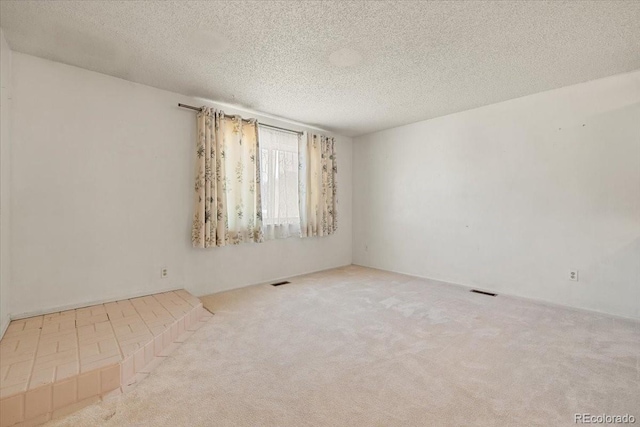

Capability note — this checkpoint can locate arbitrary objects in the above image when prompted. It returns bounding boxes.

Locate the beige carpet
[46,265,639,426]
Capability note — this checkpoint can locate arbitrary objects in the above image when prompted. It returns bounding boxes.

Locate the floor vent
[271,281,291,287]
[471,289,497,297]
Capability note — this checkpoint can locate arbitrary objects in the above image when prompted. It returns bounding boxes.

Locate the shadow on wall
[582,102,640,318]
[588,237,640,319]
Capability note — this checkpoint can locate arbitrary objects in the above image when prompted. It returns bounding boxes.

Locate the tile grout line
[152,291,181,329]
[110,300,153,358]
[52,339,61,385]
[133,296,166,337]
[130,296,162,357]
[106,304,126,363]
[25,318,44,391]
[174,290,200,308]
[74,312,83,375]
[73,308,80,403]
[152,293,180,322]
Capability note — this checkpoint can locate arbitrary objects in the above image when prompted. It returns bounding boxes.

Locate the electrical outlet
[569,270,578,281]
[161,268,168,279]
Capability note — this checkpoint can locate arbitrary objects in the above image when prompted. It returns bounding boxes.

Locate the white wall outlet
[569,270,578,281]
[161,268,168,279]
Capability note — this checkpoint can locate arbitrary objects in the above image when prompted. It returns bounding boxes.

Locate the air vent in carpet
[471,289,497,297]
[271,281,290,287]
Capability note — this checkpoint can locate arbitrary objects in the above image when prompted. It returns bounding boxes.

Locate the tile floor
[0,290,207,427]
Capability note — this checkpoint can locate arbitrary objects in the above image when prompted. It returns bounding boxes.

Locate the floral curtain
[192,108,263,247]
[298,133,337,237]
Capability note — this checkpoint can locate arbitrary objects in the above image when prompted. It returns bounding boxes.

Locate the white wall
[353,71,640,319]
[7,51,638,322]
[0,29,12,335]
[10,53,352,318]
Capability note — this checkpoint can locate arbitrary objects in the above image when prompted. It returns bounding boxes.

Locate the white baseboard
[0,314,10,340]
[351,262,640,322]
[192,263,353,297]
[10,285,183,321]
[8,264,354,322]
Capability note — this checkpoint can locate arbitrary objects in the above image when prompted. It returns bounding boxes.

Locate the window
[258,125,301,239]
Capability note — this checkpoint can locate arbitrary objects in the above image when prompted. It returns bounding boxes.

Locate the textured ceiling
[1,1,639,137]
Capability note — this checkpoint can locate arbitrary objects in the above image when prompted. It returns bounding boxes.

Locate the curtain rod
[178,103,304,136]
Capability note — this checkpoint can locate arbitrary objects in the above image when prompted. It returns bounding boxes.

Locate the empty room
[0,1,638,426]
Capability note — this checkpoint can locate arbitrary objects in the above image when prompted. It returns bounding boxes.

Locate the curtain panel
[298,133,338,237]
[192,108,264,248]
[259,126,301,240]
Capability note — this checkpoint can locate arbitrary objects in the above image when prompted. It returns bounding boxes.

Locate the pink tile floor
[0,290,210,427]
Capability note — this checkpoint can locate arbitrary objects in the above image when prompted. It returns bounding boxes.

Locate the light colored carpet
[46,265,639,426]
